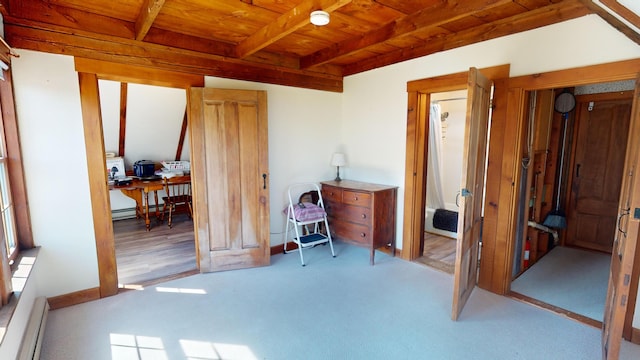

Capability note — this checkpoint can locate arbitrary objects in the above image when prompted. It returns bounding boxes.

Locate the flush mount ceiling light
[310,10,330,26]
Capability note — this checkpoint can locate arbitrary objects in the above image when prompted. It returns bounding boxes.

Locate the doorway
[415,89,467,274]
[510,82,635,325]
[99,80,197,288]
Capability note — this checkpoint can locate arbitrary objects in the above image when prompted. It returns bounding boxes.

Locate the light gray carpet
[511,246,610,321]
[41,242,640,360]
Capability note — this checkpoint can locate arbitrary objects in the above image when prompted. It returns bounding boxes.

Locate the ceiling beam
[300,0,513,69]
[344,0,591,76]
[601,0,640,29]
[4,21,343,92]
[5,0,343,78]
[135,0,166,41]
[235,0,352,59]
[9,0,134,39]
[579,0,640,45]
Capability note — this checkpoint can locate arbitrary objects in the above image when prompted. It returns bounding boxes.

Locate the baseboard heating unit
[18,296,49,360]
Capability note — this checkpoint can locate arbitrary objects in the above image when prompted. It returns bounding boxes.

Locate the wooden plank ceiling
[0,0,637,92]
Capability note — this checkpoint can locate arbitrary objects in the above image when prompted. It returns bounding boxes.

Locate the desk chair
[161,175,192,228]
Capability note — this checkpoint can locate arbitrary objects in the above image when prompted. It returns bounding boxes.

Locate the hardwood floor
[415,232,456,274]
[113,213,197,287]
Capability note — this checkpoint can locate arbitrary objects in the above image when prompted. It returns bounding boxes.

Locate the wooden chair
[161,175,192,228]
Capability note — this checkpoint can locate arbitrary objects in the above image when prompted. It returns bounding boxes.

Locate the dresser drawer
[339,204,372,226]
[329,218,370,246]
[324,199,371,226]
[342,190,371,207]
[322,185,342,203]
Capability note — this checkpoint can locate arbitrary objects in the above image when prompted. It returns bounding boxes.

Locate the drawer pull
[360,232,366,237]
[361,214,366,219]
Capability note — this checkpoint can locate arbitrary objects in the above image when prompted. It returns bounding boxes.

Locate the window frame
[0,60,35,306]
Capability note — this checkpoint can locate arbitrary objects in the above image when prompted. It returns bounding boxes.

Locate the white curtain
[426,103,446,209]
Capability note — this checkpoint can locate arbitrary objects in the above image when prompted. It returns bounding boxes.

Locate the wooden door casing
[451,68,492,321]
[602,77,640,360]
[566,93,632,253]
[190,88,270,272]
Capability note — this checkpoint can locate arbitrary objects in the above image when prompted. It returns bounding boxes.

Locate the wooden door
[602,77,640,359]
[451,68,492,320]
[189,88,270,272]
[566,94,632,252]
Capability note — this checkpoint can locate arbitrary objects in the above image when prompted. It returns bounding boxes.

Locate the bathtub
[425,207,458,239]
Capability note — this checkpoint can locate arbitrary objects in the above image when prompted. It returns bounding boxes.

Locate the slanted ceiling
[0,0,639,92]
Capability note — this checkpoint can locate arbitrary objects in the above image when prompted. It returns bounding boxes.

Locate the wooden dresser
[320,180,397,265]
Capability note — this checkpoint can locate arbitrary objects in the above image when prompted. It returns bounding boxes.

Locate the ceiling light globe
[310,10,330,26]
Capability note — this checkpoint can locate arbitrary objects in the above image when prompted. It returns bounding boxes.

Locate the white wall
[340,15,640,326]
[8,14,640,327]
[12,51,99,296]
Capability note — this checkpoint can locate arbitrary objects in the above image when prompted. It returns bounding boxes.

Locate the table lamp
[331,153,346,181]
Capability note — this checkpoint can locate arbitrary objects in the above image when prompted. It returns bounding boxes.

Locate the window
[0,60,32,307]
[0,149,18,263]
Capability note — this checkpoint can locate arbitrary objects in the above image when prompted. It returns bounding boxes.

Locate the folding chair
[283,183,335,266]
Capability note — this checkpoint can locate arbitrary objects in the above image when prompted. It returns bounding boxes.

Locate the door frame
[507,59,640,342]
[75,58,204,298]
[402,58,640,333]
[401,65,510,263]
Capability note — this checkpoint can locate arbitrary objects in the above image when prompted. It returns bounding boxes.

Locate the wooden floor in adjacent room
[415,232,456,274]
[113,213,197,287]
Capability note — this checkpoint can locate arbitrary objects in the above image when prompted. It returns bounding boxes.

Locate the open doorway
[510,80,636,325]
[99,80,197,288]
[415,89,467,274]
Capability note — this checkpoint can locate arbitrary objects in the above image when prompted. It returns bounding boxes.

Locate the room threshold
[508,291,601,329]
[118,269,199,292]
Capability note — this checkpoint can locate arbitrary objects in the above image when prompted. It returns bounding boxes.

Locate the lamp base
[334,166,342,182]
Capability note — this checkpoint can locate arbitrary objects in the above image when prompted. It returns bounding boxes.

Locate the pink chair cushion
[283,202,326,222]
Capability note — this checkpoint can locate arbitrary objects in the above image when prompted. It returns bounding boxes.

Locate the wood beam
[344,0,590,76]
[75,58,204,89]
[9,0,134,39]
[140,27,343,78]
[235,0,352,58]
[118,83,127,157]
[508,58,640,89]
[5,21,343,92]
[601,0,640,31]
[301,0,513,69]
[77,71,119,298]
[175,111,188,161]
[135,0,166,41]
[4,0,344,78]
[579,0,640,45]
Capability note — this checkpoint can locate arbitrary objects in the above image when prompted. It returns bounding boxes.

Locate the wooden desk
[111,178,164,231]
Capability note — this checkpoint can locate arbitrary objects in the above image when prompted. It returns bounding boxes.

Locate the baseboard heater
[18,296,49,360]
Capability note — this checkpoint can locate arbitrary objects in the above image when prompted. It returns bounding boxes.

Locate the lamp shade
[331,153,346,167]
